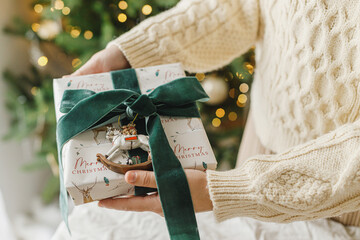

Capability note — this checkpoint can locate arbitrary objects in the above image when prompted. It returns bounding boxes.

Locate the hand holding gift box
[54,63,217,239]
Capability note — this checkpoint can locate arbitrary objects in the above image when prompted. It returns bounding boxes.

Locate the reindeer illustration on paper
[72,178,97,203]
[92,124,113,145]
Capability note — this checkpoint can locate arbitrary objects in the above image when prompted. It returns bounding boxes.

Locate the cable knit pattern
[108,0,360,223]
[108,0,258,72]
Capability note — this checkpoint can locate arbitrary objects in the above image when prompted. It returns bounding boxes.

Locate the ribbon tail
[58,151,71,234]
[147,115,200,240]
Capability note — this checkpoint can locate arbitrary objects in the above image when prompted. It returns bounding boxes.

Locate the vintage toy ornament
[96,123,152,174]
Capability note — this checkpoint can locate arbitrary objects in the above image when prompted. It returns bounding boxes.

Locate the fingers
[125,170,157,188]
[98,193,162,214]
[71,57,101,76]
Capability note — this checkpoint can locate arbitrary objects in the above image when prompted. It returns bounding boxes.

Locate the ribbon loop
[126,94,157,118]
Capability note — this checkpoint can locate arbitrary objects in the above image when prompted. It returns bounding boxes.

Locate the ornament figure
[104,123,150,160]
[97,123,152,174]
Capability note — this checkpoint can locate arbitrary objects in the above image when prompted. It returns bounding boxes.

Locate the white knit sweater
[108,0,360,223]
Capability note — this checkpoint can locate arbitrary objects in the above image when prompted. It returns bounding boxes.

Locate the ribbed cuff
[206,169,258,222]
[107,28,164,68]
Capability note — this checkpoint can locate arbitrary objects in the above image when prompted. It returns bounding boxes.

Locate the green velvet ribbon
[56,75,209,240]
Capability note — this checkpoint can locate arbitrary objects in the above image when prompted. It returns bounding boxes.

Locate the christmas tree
[3,0,254,203]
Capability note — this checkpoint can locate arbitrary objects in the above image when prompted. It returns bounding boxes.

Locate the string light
[84,30,93,40]
[239,83,249,93]
[34,4,43,13]
[195,73,205,81]
[215,108,225,118]
[70,27,81,38]
[212,118,221,127]
[228,112,238,121]
[54,0,64,10]
[118,13,127,22]
[229,88,235,98]
[31,23,40,32]
[62,7,71,15]
[118,1,128,10]
[72,58,82,68]
[244,62,254,74]
[236,101,246,108]
[31,87,38,96]
[50,7,54,12]
[37,56,48,67]
[237,94,247,104]
[142,4,152,15]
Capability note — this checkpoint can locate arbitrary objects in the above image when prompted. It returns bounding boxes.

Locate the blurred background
[0,0,254,239]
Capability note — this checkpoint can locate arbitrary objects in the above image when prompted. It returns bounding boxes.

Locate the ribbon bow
[57,77,209,240]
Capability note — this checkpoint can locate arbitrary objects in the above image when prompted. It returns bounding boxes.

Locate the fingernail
[98,201,103,207]
[127,172,137,183]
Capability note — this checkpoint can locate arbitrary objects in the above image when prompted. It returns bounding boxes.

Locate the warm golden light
[195,73,205,81]
[237,94,247,104]
[37,56,48,67]
[212,118,221,127]
[118,1,128,10]
[215,108,225,118]
[239,83,249,93]
[31,23,40,32]
[72,58,82,68]
[31,87,38,96]
[245,62,254,74]
[236,101,246,108]
[229,88,235,98]
[84,30,93,40]
[34,4,43,13]
[62,7,71,15]
[70,28,81,38]
[54,0,64,10]
[228,112,238,121]
[142,4,152,15]
[118,13,127,22]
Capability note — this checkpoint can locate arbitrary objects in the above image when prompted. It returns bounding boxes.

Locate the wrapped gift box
[54,63,217,205]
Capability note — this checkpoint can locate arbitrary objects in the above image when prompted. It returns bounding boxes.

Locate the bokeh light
[212,118,221,127]
[62,7,71,15]
[215,108,225,118]
[118,13,127,22]
[72,58,82,68]
[70,27,81,38]
[31,23,40,32]
[54,0,64,10]
[34,4,43,13]
[37,56,48,67]
[118,1,128,10]
[84,30,93,40]
[195,73,205,81]
[228,88,235,98]
[239,83,249,93]
[142,5,152,15]
[237,94,247,104]
[228,112,238,121]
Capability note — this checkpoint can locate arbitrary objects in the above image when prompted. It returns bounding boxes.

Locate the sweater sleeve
[107,0,259,73]
[207,120,360,223]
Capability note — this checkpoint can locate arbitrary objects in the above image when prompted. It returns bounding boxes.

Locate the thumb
[125,171,157,188]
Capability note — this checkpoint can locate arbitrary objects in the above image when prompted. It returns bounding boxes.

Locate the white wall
[0,0,51,219]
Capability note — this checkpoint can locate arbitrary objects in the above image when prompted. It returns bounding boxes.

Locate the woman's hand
[71,45,130,76]
[98,169,213,215]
